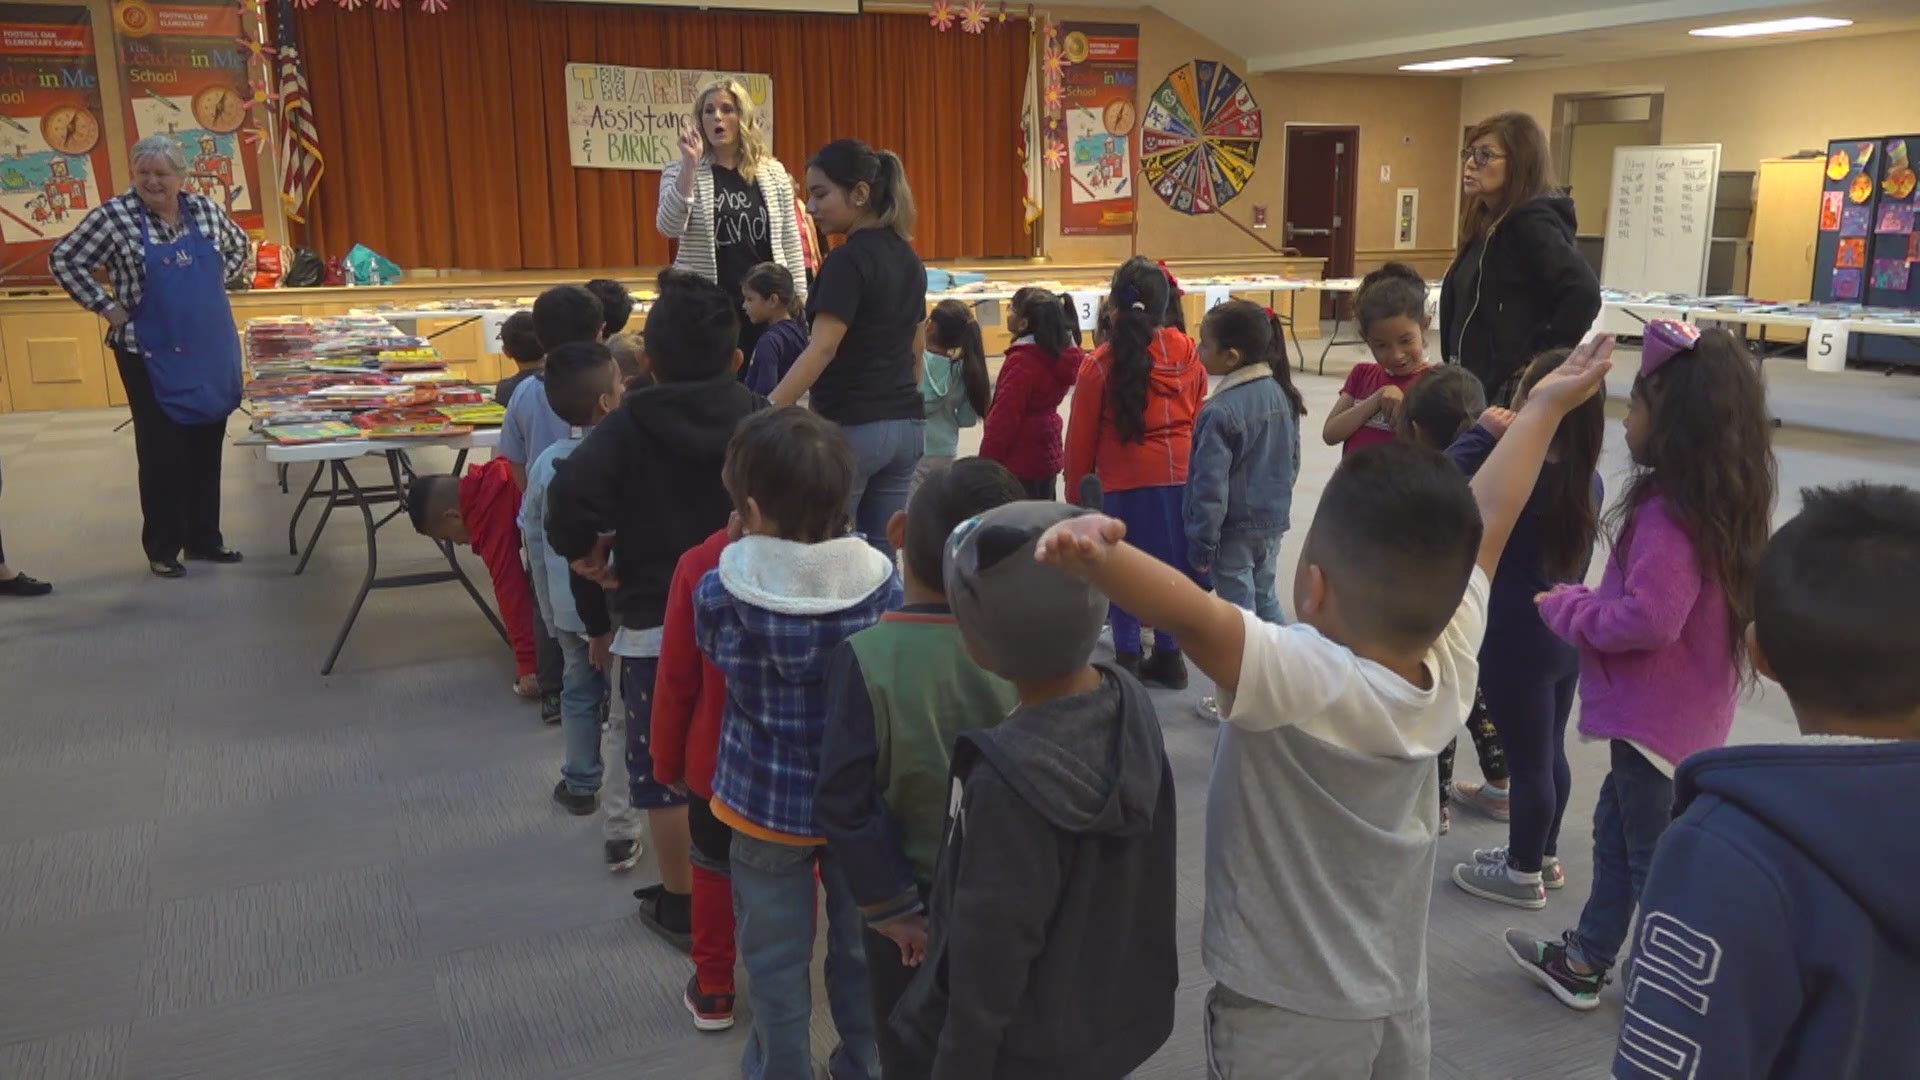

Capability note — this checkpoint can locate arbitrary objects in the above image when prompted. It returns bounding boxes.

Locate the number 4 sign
[1203,285,1232,311]
[1808,318,1849,374]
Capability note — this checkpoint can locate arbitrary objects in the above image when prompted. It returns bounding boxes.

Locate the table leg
[441,539,512,646]
[278,463,290,494]
[288,461,324,556]
[294,462,341,576]
[322,461,381,676]
[1318,316,1344,374]
[1286,290,1306,371]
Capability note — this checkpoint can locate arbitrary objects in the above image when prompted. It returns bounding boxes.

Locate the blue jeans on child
[730,834,880,1080]
[557,630,609,791]
[1106,484,1202,655]
[1212,533,1285,625]
[840,418,924,561]
[1567,740,1675,972]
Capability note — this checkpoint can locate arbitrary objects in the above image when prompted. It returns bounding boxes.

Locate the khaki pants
[1204,984,1429,1080]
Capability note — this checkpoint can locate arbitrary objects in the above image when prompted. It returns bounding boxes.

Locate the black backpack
[282,246,326,287]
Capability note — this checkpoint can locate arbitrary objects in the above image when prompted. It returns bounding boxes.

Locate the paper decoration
[1876,203,1915,234]
[1850,174,1874,204]
[960,0,988,33]
[1872,258,1911,291]
[1827,149,1851,181]
[1837,237,1866,269]
[1140,59,1264,215]
[1886,167,1917,200]
[1819,190,1843,230]
[1833,268,1863,299]
[929,1,955,31]
[1840,205,1871,237]
[1858,142,1875,166]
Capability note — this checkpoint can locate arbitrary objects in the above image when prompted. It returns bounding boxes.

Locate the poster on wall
[1057,23,1137,236]
[112,0,265,233]
[0,6,112,284]
[1140,59,1263,216]
[565,65,773,171]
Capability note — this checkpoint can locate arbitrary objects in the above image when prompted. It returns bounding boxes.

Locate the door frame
[1282,122,1360,317]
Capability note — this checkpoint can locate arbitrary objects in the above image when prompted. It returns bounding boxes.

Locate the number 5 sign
[1807,318,1848,374]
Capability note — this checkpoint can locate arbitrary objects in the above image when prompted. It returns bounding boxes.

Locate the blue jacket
[1183,363,1299,570]
[1614,739,1920,1080]
[696,534,902,839]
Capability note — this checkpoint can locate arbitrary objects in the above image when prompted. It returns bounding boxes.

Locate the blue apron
[131,199,242,426]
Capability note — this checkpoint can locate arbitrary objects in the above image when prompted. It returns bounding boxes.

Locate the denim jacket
[1183,363,1300,570]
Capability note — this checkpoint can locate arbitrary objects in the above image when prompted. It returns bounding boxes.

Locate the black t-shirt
[806,227,926,426]
[711,165,773,305]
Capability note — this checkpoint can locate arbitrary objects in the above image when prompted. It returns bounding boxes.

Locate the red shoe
[684,973,735,1032]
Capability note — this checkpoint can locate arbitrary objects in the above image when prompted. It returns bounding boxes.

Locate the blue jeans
[731,834,879,1080]
[1213,533,1285,625]
[840,418,924,560]
[556,630,610,793]
[1568,740,1675,972]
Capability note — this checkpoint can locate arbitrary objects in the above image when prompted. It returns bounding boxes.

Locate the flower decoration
[929,1,955,31]
[1043,84,1062,111]
[1043,44,1066,79]
[960,0,988,33]
[234,35,275,63]
[245,83,277,108]
[1044,142,1066,170]
[420,0,447,12]
[240,125,271,149]
[337,0,363,10]
[374,0,400,9]
[1044,19,1057,42]
[997,2,1008,23]
[237,0,266,19]
[292,0,318,10]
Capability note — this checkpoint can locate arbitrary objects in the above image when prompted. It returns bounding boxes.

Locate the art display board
[1140,59,1261,216]
[1599,144,1721,296]
[565,64,772,171]
[0,6,113,282]
[1056,23,1137,236]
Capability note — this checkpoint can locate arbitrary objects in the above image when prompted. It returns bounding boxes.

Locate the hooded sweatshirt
[893,665,1178,1080]
[1614,738,1920,1080]
[696,534,902,842]
[981,338,1084,482]
[920,351,980,459]
[546,377,768,637]
[1064,327,1206,497]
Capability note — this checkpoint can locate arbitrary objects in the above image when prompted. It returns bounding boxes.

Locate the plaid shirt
[696,563,902,839]
[49,191,251,355]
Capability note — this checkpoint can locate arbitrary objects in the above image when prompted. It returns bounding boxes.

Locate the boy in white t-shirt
[1038,336,1616,1079]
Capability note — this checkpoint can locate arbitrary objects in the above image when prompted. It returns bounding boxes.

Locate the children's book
[266,421,364,444]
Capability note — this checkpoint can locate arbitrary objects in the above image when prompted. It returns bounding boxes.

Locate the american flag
[274,0,323,223]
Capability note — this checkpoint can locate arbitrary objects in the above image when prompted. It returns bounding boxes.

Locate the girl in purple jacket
[1508,322,1776,1012]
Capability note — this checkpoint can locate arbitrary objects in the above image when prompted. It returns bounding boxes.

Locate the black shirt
[807,227,926,426]
[711,165,773,305]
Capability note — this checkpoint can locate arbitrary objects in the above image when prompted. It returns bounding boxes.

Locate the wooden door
[1285,126,1358,318]
[1749,158,1824,344]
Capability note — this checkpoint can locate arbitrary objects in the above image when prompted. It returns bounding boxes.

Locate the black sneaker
[1504,929,1605,1010]
[683,973,735,1032]
[551,780,596,816]
[1140,647,1189,690]
[604,837,641,873]
[634,883,694,952]
[0,572,52,597]
[149,559,186,579]
[184,547,243,564]
[540,692,562,726]
[1113,651,1143,677]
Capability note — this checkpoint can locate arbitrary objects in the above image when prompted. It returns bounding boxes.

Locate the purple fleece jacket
[1537,495,1738,768]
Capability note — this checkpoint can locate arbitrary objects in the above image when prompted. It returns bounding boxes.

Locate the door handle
[1289,225,1332,237]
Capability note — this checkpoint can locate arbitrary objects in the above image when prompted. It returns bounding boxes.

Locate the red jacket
[652,528,729,797]
[980,341,1082,482]
[460,457,536,677]
[1064,328,1207,496]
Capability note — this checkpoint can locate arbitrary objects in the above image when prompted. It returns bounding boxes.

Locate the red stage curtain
[290,2,1033,269]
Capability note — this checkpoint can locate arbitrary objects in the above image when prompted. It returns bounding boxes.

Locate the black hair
[543,341,616,428]
[1356,261,1428,339]
[904,457,1024,591]
[809,139,917,240]
[1161,268,1188,333]
[405,474,461,536]
[1307,442,1482,652]
[644,269,740,382]
[723,407,856,544]
[1755,483,1920,720]
[1014,288,1076,356]
[1105,255,1171,444]
[499,311,543,365]
[1402,365,1485,451]
[531,284,603,352]
[584,279,635,336]
[1517,348,1605,582]
[1200,299,1306,417]
[926,299,990,419]
[743,261,801,320]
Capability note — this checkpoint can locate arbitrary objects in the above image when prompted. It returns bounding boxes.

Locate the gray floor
[3,344,1916,1080]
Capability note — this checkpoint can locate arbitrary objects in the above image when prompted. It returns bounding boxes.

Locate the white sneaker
[1452,859,1547,909]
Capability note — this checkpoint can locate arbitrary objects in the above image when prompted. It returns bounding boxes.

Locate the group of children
[410,251,1916,1080]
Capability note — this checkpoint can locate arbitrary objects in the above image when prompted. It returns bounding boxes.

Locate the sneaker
[1140,648,1189,690]
[1113,651,1143,677]
[1196,696,1220,720]
[604,838,641,873]
[1452,859,1547,909]
[1439,804,1450,836]
[1450,780,1511,821]
[0,571,52,597]
[552,780,596,816]
[540,692,562,726]
[684,973,735,1032]
[634,884,694,951]
[1473,846,1566,890]
[1504,929,1605,1011]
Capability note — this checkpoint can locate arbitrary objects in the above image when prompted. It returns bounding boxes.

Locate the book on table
[266,421,365,444]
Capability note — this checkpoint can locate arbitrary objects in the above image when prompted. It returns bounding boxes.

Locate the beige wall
[1565,120,1652,235]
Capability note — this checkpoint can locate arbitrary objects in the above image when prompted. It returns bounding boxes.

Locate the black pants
[866,919,930,1080]
[1438,685,1508,808]
[116,348,226,563]
[530,590,563,694]
[1020,474,1058,502]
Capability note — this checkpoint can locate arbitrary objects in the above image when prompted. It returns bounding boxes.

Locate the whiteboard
[1600,144,1722,295]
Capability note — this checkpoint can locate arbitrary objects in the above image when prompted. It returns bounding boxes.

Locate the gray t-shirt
[1204,569,1489,1020]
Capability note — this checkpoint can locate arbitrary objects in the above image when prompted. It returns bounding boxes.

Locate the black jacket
[1439,193,1601,403]
[893,665,1177,1080]
[545,377,767,636]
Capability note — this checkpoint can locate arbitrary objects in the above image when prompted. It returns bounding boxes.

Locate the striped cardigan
[656,157,809,303]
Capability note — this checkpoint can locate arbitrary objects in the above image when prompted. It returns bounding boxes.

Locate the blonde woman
[657,79,808,360]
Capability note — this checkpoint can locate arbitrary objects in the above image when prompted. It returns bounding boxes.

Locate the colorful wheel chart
[1141,60,1263,216]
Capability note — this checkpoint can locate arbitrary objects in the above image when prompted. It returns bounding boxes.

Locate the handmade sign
[565,64,772,172]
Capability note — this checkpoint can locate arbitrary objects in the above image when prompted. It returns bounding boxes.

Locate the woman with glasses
[1440,112,1600,404]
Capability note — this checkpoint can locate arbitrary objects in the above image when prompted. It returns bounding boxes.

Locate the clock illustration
[1104,99,1137,137]
[41,105,100,156]
[191,85,247,134]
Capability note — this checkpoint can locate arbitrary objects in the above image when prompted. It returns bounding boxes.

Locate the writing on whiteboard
[1600,145,1721,295]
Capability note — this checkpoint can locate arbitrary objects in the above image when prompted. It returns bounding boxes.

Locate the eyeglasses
[1461,146,1508,169]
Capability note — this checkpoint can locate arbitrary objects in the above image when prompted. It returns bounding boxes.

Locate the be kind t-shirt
[711,165,773,305]
[1339,363,1432,455]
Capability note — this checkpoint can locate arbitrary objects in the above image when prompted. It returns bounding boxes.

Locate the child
[1509,323,1776,1011]
[741,262,808,396]
[981,288,1083,500]
[546,271,766,913]
[1064,255,1209,689]
[1610,483,1920,1079]
[405,459,539,696]
[893,499,1178,1079]
[492,310,544,407]
[915,300,990,492]
[696,407,902,1080]
[1446,348,1603,906]
[816,458,1025,1076]
[1037,335,1617,1079]
[585,277,636,337]
[1323,262,1434,456]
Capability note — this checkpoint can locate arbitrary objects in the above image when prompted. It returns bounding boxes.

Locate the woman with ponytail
[771,139,927,557]
[1064,255,1210,687]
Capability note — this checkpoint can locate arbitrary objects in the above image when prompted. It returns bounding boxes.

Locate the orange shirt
[1064,327,1208,496]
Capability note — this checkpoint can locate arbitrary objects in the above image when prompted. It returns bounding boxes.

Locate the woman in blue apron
[51,135,251,578]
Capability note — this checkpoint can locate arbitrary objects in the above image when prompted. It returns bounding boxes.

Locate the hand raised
[1034,513,1127,576]
[1524,334,1614,416]
[1478,407,1516,438]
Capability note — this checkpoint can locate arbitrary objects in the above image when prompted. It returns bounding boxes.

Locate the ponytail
[743,261,801,320]
[927,299,989,417]
[1106,256,1170,444]
[809,139,916,240]
[1199,299,1307,417]
[1017,288,1074,357]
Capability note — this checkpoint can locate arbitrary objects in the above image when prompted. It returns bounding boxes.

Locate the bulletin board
[0,5,114,283]
[1864,135,1918,308]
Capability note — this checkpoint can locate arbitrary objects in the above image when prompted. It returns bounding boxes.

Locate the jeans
[840,418,924,560]
[1568,740,1675,972]
[730,834,879,1080]
[556,630,611,792]
[1212,533,1284,625]
[115,348,226,562]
